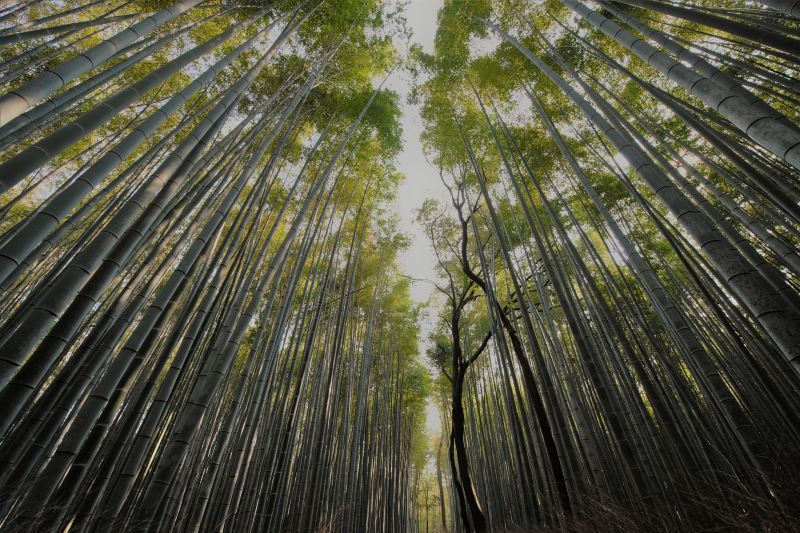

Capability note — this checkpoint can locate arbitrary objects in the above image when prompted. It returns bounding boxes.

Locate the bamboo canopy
[0,0,798,531]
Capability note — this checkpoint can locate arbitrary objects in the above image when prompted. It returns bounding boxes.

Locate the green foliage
[433,0,492,75]
[308,86,402,157]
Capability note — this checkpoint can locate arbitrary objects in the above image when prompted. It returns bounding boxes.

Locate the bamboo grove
[0,0,433,531]
[413,0,800,531]
[1,0,800,531]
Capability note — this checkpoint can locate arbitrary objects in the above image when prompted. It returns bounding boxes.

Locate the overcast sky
[387,0,445,304]
[385,0,447,438]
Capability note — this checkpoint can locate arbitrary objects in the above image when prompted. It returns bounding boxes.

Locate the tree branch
[465,329,492,367]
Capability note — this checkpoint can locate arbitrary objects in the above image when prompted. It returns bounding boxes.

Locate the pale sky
[388,0,446,304]
[385,0,447,439]
[385,0,504,447]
